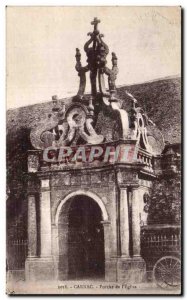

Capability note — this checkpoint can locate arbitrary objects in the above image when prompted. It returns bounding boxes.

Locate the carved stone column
[51,224,59,280]
[58,222,69,280]
[131,187,141,256]
[101,221,110,260]
[27,194,37,257]
[26,177,55,281]
[101,220,116,281]
[40,178,52,257]
[120,187,129,257]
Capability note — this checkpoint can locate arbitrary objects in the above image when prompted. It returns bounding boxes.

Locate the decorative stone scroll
[127,92,165,155]
[30,101,104,150]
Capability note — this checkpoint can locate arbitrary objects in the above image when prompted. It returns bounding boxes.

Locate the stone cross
[91,17,101,31]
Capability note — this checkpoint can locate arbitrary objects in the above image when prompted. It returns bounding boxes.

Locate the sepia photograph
[6,6,181,295]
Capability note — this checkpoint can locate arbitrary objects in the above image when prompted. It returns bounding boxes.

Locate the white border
[1,1,185,299]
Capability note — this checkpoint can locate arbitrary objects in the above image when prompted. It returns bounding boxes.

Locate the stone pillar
[101,221,110,260]
[101,221,117,281]
[131,187,141,256]
[119,187,129,257]
[51,224,59,280]
[58,223,69,280]
[25,176,55,281]
[40,178,52,257]
[28,194,37,257]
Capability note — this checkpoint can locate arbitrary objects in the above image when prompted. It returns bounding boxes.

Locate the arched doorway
[57,193,106,280]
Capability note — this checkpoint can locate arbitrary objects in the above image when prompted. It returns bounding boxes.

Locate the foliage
[148,176,181,225]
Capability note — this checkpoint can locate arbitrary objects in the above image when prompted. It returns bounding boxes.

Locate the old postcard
[6,6,181,295]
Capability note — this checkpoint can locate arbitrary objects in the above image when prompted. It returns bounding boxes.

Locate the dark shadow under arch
[58,195,105,280]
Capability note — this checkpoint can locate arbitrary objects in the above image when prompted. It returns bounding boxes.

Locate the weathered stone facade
[25,156,154,282]
[7,18,181,285]
[24,18,163,282]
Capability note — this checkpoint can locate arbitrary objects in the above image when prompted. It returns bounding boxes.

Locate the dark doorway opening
[67,196,105,279]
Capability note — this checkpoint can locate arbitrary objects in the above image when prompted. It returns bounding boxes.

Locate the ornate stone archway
[55,190,109,225]
[53,190,110,280]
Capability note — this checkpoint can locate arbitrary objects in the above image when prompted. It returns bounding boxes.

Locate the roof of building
[7,76,181,146]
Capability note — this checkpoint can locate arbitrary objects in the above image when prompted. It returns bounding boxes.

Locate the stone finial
[52,95,60,112]
[52,95,58,102]
[75,48,81,62]
[91,17,101,32]
[74,18,119,100]
[61,102,66,113]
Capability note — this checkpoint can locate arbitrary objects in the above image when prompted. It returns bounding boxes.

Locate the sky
[6,6,181,109]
